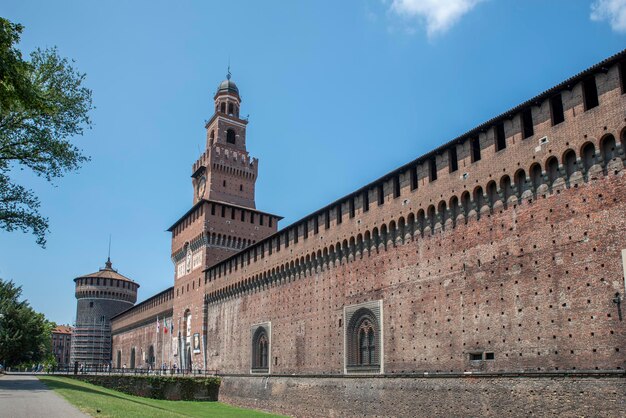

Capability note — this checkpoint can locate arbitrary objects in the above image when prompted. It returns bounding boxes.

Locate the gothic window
[226,129,236,144]
[345,302,382,373]
[251,325,269,373]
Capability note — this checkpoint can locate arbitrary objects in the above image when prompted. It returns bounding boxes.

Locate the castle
[109,52,626,416]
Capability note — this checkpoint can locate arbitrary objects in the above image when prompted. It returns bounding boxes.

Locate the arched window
[228,103,234,114]
[514,169,527,197]
[530,163,543,191]
[220,102,226,113]
[226,129,236,144]
[252,326,269,372]
[346,307,380,372]
[209,130,215,147]
[500,175,512,203]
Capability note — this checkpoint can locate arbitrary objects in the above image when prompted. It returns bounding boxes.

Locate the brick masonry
[111,51,626,415]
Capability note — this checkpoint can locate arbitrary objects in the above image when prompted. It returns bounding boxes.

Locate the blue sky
[2,1,625,325]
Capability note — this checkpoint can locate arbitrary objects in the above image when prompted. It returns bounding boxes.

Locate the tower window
[550,94,564,125]
[241,210,245,222]
[223,180,226,187]
[363,191,369,212]
[410,166,418,190]
[220,103,226,113]
[325,210,330,229]
[470,137,481,162]
[260,215,264,226]
[336,205,342,224]
[495,122,506,152]
[303,222,308,239]
[221,206,226,217]
[231,208,235,220]
[226,129,236,144]
[228,103,234,114]
[211,204,216,215]
[429,157,437,182]
[582,76,599,110]
[209,130,215,146]
[269,217,273,227]
[250,213,255,223]
[521,108,534,139]
[377,184,384,205]
[349,198,355,218]
[313,216,319,234]
[449,147,458,172]
[393,175,400,198]
[240,184,243,191]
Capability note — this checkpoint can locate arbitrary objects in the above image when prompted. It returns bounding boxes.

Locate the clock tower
[192,71,257,209]
[167,72,281,371]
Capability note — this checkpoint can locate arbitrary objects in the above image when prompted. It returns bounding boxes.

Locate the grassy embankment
[38,376,284,418]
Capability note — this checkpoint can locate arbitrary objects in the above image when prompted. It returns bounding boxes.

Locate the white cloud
[591,0,626,33]
[388,0,485,37]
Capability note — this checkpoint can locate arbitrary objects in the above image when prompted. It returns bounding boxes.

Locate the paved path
[0,374,89,418]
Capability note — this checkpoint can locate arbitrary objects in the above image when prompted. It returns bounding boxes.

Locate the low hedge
[71,375,220,401]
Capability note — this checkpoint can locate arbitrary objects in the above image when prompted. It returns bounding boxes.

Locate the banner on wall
[193,333,201,353]
[172,337,178,356]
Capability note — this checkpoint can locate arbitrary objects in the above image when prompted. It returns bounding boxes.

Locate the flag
[156,316,160,333]
[164,318,168,333]
[170,319,174,334]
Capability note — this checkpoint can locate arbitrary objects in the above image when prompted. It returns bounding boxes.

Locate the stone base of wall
[219,372,626,417]
[71,375,220,401]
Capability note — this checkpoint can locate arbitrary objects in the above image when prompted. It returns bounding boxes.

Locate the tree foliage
[0,17,93,247]
[0,278,54,367]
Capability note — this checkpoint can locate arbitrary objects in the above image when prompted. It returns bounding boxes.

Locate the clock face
[197,176,206,198]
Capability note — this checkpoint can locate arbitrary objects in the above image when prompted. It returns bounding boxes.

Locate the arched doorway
[186,348,192,372]
[148,345,155,368]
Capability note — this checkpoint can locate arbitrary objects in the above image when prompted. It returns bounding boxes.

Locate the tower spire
[105,234,112,269]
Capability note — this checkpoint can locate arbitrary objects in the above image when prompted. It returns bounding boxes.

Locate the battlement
[111,286,174,333]
[192,145,257,178]
[202,49,626,297]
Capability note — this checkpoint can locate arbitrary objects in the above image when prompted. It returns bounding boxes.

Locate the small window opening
[429,157,437,182]
[313,217,319,234]
[363,191,370,212]
[223,180,226,187]
[221,206,226,217]
[485,352,495,360]
[220,103,226,113]
[211,204,216,215]
[231,208,235,220]
[521,108,534,139]
[410,166,418,190]
[269,217,273,227]
[495,122,506,151]
[228,103,234,114]
[325,210,331,229]
[349,198,355,218]
[582,77,599,110]
[449,147,458,172]
[303,222,309,239]
[470,137,481,162]
[241,211,245,222]
[240,184,243,191]
[250,213,255,224]
[550,94,564,125]
[336,205,342,224]
[470,353,482,361]
[89,301,94,308]
[377,184,384,205]
[393,175,400,198]
[260,215,264,226]
[226,129,236,144]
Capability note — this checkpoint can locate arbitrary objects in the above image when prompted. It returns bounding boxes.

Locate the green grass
[38,376,284,418]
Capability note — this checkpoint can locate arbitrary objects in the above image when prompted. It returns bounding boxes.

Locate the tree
[0,17,93,247]
[0,278,54,367]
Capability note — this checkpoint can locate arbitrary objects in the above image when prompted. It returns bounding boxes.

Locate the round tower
[70,258,139,369]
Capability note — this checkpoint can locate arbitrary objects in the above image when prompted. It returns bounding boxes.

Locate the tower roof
[217,72,239,95]
[74,258,138,285]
